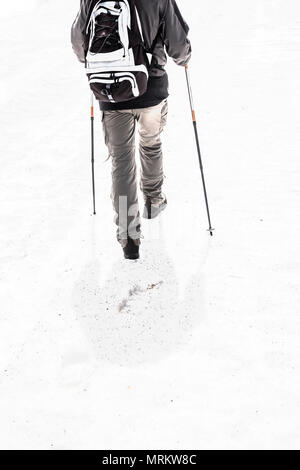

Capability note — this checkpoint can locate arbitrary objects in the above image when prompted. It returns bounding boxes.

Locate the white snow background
[0,0,299,450]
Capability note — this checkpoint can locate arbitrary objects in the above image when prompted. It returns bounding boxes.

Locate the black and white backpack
[85,0,149,103]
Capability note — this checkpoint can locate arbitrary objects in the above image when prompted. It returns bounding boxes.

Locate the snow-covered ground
[0,0,300,450]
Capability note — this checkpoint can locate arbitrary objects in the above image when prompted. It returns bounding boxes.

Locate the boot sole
[124,253,140,260]
[142,202,167,219]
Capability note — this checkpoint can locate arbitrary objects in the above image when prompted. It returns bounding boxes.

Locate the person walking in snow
[71,0,191,259]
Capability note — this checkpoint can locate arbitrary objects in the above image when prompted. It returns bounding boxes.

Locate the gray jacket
[71,0,191,77]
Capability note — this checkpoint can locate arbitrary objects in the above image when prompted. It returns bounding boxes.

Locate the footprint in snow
[118,282,164,312]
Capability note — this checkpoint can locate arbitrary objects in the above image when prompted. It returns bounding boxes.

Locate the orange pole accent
[91,106,94,118]
[192,110,196,122]
[185,64,189,69]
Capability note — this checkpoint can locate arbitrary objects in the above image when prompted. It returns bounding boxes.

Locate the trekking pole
[90,91,96,215]
[185,64,214,236]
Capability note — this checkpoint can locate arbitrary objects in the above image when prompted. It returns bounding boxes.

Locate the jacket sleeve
[71,1,89,63]
[161,0,191,66]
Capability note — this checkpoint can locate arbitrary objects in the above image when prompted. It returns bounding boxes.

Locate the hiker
[71,0,191,259]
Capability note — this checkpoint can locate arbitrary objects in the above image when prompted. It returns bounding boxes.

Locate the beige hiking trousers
[101,99,168,244]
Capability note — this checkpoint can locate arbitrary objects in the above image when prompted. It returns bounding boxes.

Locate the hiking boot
[122,237,140,260]
[143,195,167,219]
